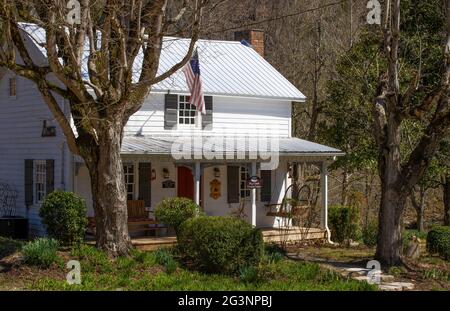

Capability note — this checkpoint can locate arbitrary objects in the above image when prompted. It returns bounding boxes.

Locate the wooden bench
[127,200,159,234]
[86,201,167,236]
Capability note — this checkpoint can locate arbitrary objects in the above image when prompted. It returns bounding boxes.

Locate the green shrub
[178,216,264,274]
[426,226,450,260]
[153,248,178,274]
[239,266,259,283]
[39,191,87,245]
[22,238,60,268]
[362,221,378,247]
[328,205,360,244]
[264,244,285,264]
[155,197,200,235]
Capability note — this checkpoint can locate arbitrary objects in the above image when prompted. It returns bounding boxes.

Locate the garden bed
[0,238,375,291]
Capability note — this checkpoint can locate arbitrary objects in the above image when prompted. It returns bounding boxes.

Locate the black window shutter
[46,159,54,195]
[202,96,213,130]
[227,166,240,204]
[138,162,152,207]
[24,159,34,207]
[261,170,272,202]
[164,94,178,129]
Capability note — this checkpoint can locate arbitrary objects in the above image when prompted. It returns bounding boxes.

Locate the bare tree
[0,0,209,256]
[409,185,428,232]
[373,0,450,266]
[444,173,450,225]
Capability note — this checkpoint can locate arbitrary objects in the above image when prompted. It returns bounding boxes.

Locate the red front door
[177,166,194,200]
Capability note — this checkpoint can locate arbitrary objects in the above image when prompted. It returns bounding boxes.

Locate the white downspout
[321,161,333,244]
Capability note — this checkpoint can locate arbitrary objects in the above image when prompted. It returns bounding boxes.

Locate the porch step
[261,227,326,243]
[132,236,177,251]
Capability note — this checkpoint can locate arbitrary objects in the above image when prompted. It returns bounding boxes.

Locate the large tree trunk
[444,175,450,226]
[376,186,405,266]
[84,118,132,257]
[375,117,405,266]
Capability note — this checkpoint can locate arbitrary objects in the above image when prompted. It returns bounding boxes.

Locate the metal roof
[121,136,343,157]
[20,23,306,101]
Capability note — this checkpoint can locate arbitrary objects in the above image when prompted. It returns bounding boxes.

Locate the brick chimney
[234,30,265,58]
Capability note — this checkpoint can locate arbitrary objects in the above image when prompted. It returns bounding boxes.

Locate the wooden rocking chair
[265,184,312,218]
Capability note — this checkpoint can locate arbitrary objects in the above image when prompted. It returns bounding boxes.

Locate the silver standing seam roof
[122,136,343,157]
[19,23,305,101]
[19,24,343,157]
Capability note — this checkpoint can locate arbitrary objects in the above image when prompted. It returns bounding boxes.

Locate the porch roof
[121,136,343,157]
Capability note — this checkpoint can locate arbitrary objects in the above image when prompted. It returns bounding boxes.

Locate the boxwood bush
[178,216,264,274]
[362,221,378,247]
[155,197,200,235]
[39,191,87,245]
[426,226,450,260]
[328,205,360,245]
[22,238,60,268]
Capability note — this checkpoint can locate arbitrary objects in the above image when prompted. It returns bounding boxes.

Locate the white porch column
[251,161,257,227]
[194,161,201,205]
[320,161,332,243]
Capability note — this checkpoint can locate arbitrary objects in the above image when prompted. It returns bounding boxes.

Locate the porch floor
[132,227,327,251]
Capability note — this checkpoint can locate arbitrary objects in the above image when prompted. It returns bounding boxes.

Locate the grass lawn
[0,239,376,291]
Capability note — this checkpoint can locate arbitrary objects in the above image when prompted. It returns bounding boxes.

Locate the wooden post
[251,161,257,227]
[195,161,201,205]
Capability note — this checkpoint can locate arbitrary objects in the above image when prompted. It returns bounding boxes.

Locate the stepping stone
[345,268,370,273]
[379,282,415,291]
[379,274,395,282]
[379,283,404,291]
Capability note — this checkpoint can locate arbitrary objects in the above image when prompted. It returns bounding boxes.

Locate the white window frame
[9,76,17,98]
[123,164,135,201]
[239,166,250,200]
[177,95,199,127]
[34,160,46,204]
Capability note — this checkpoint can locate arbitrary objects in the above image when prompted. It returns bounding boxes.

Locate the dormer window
[9,77,17,97]
[178,95,197,125]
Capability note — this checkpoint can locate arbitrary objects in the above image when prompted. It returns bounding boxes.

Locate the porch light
[163,168,170,179]
[214,167,220,178]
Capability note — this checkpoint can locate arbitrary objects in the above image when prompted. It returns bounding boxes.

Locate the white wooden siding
[0,71,69,236]
[124,93,292,137]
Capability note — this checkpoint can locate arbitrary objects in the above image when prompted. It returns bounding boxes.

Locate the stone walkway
[287,252,415,291]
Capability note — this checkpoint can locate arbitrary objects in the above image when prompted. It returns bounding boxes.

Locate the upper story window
[240,166,250,199]
[123,164,135,201]
[34,160,47,204]
[9,77,17,97]
[178,95,197,125]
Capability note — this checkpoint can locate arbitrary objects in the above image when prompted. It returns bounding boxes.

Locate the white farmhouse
[0,25,342,242]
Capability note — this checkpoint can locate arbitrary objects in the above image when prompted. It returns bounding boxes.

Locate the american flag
[182,49,206,115]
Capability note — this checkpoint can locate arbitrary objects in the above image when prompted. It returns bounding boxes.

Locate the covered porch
[76,135,343,243]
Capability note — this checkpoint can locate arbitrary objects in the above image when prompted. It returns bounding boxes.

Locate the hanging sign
[209,179,221,200]
[247,176,262,189]
[162,180,175,189]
